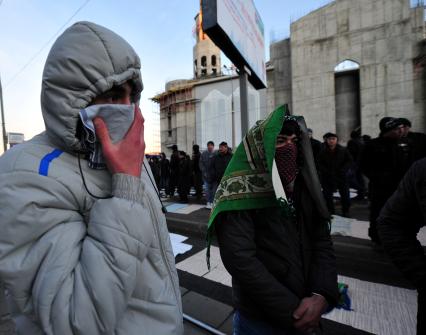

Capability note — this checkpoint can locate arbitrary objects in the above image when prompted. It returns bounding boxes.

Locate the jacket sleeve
[0,172,154,335]
[307,217,339,306]
[377,161,426,290]
[215,211,300,327]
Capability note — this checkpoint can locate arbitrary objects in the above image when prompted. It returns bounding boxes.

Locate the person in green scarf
[209,105,338,334]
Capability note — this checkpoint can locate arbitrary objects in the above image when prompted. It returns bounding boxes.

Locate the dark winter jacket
[360,136,408,202]
[160,157,170,179]
[347,138,364,163]
[200,150,216,183]
[170,150,180,177]
[317,144,353,185]
[178,156,192,193]
[215,176,338,329]
[212,151,233,184]
[377,158,426,291]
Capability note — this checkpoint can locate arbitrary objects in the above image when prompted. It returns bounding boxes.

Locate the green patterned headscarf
[207,105,329,267]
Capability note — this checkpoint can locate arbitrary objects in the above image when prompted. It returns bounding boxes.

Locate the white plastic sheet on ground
[170,233,192,257]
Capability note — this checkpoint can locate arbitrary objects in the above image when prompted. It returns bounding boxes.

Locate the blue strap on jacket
[38,149,63,176]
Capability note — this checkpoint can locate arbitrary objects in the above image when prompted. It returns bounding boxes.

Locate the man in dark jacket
[159,152,170,195]
[211,141,233,194]
[377,158,426,334]
[318,133,353,217]
[209,107,338,334]
[347,128,366,200]
[360,117,405,244]
[200,141,216,209]
[192,144,203,200]
[168,145,180,197]
[177,151,191,203]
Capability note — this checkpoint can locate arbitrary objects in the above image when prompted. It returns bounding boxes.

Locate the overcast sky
[0,0,418,152]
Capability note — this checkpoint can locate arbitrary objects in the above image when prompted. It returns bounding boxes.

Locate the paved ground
[167,195,425,334]
[1,195,424,334]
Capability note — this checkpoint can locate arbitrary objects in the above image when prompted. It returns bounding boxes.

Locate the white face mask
[79,103,134,169]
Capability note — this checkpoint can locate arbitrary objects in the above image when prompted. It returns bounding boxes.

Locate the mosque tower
[193,9,221,78]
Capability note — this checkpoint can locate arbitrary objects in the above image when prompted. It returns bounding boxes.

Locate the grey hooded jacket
[0,22,183,334]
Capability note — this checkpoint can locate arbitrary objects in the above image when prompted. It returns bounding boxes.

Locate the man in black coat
[192,144,203,200]
[177,151,191,203]
[159,152,170,195]
[360,117,405,244]
[318,133,353,217]
[347,128,366,200]
[212,141,233,193]
[168,145,180,197]
[212,110,338,334]
[377,158,426,334]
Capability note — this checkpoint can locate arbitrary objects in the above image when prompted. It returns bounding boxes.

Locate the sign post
[202,0,266,138]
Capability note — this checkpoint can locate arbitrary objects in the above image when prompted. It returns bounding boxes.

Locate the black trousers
[322,178,350,215]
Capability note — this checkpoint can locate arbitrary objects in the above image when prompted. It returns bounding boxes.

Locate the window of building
[212,68,217,75]
[201,68,207,76]
[201,56,207,67]
[334,60,360,73]
[211,55,217,66]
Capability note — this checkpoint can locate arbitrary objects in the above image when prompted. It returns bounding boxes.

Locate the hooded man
[209,106,338,334]
[0,22,183,334]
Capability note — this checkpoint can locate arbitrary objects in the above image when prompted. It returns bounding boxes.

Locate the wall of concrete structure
[269,39,293,112]
[158,81,197,155]
[290,0,425,139]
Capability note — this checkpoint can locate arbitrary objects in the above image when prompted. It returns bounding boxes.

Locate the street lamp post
[0,75,7,152]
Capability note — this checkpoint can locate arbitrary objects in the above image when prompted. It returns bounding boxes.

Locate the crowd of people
[308,117,426,246]
[153,115,426,248]
[147,141,233,208]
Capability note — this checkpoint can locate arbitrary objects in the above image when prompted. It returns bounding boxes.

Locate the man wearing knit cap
[360,117,405,244]
[317,132,353,217]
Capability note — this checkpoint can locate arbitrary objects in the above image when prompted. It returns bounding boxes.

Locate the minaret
[193,9,221,78]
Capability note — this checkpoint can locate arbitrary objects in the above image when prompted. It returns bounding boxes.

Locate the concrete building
[155,0,425,152]
[152,74,268,154]
[194,75,268,151]
[269,0,426,143]
[152,11,267,154]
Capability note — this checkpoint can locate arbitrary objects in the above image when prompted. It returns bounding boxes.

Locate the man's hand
[293,294,328,334]
[93,106,145,177]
